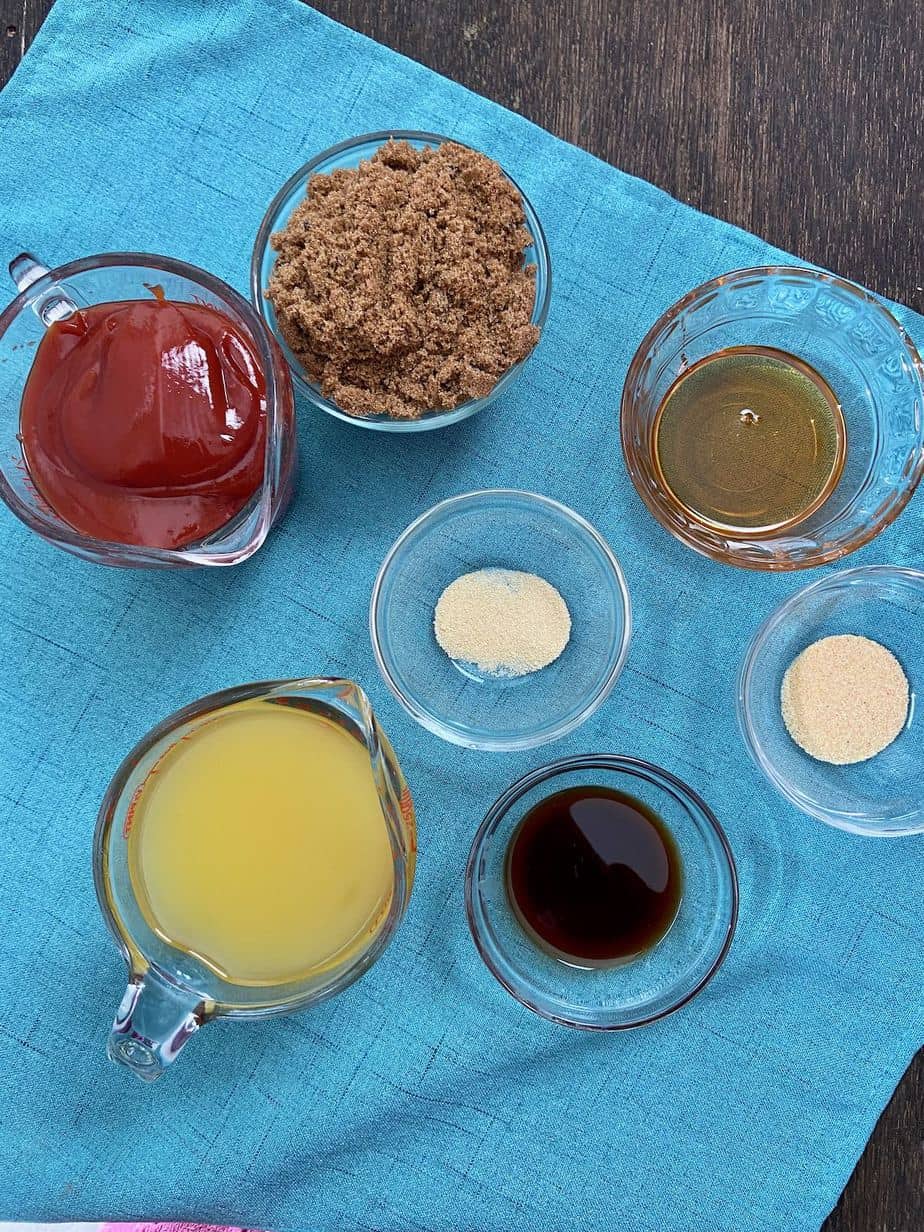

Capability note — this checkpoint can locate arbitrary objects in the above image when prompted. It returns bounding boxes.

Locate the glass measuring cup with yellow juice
[95,679,415,1081]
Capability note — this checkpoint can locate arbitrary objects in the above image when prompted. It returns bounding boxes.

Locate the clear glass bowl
[738,565,924,836]
[465,756,738,1028]
[369,490,630,750]
[250,130,552,432]
[621,266,924,570]
[0,252,296,567]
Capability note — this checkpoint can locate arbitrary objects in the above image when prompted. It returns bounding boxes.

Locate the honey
[653,346,846,536]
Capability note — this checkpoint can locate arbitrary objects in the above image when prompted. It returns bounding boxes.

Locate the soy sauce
[505,786,683,966]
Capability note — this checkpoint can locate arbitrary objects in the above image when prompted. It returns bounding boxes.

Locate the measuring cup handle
[9,252,47,293]
[8,251,83,325]
[107,968,204,1082]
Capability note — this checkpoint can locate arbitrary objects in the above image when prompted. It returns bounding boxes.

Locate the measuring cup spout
[107,967,204,1082]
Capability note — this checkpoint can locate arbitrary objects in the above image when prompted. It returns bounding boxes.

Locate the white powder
[780,634,909,765]
[434,568,571,678]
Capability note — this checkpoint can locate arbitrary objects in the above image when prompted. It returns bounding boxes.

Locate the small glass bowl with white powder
[370,490,631,750]
[738,565,924,836]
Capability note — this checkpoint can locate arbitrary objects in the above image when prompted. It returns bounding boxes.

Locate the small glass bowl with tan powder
[251,131,551,432]
[370,490,631,750]
[738,565,924,836]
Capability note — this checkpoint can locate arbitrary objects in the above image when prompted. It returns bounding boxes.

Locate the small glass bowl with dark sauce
[465,756,738,1029]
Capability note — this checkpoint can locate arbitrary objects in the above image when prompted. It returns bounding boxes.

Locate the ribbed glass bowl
[465,756,739,1029]
[621,266,924,569]
[250,130,551,432]
[738,565,924,835]
[369,490,630,750]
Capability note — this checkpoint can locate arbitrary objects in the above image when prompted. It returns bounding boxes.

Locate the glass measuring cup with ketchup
[0,252,296,566]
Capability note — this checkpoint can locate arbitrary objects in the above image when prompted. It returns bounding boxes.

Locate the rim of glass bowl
[0,251,287,567]
[620,265,924,571]
[249,129,553,433]
[737,564,924,837]
[465,754,740,1029]
[368,489,632,751]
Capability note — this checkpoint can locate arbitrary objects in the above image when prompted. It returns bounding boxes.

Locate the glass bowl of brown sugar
[251,130,552,432]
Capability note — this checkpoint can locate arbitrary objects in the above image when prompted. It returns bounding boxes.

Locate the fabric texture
[0,1,921,1229]
[0,1224,248,1231]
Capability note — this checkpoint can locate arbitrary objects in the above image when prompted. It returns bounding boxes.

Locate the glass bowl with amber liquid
[621,267,924,570]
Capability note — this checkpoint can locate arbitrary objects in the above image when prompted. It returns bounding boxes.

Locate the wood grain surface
[1,1,922,1229]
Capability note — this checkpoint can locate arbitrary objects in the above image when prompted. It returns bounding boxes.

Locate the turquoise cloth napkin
[0,1,921,1228]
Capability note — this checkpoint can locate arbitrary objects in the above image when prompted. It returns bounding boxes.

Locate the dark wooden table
[2,1,922,1228]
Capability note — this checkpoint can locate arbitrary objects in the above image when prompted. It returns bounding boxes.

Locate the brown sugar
[266,139,541,420]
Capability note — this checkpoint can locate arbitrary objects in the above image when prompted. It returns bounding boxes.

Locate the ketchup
[19,294,269,549]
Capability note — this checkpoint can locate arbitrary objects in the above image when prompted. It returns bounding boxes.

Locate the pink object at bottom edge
[102,1224,254,1232]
